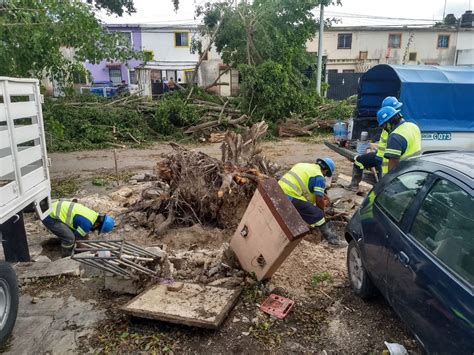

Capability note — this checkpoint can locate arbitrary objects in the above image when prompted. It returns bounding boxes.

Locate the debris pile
[127,122,279,234]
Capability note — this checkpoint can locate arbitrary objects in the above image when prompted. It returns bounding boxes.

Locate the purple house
[85,25,143,85]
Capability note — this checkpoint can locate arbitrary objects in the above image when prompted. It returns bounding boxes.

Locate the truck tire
[0,262,19,345]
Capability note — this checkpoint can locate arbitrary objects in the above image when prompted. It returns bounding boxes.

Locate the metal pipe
[316,3,325,95]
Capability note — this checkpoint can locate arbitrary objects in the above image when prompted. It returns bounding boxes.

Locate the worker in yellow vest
[278,157,347,248]
[346,96,402,191]
[376,106,421,175]
[42,200,115,256]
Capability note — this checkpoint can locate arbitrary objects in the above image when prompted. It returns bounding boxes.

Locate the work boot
[61,243,74,258]
[320,221,348,248]
[345,165,363,192]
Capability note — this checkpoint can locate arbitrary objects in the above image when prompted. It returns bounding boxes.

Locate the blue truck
[326,64,474,159]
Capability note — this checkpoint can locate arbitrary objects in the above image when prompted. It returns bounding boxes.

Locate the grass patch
[311,271,333,287]
[51,176,80,198]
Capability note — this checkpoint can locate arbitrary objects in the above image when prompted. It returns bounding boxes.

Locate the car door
[385,176,474,354]
[361,171,429,293]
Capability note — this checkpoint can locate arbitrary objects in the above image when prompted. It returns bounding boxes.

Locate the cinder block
[104,276,140,295]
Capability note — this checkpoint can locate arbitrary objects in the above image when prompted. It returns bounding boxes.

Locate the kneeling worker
[42,200,115,256]
[278,158,347,248]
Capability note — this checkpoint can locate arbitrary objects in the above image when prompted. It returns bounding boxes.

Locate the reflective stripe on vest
[382,122,421,176]
[50,201,98,229]
[376,129,389,160]
[278,163,324,203]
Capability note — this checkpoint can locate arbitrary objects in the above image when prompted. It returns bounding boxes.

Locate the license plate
[422,132,452,141]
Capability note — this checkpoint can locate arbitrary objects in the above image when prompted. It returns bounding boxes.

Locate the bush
[150,92,201,135]
[239,60,322,122]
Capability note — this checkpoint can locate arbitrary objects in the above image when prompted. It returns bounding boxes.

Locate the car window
[375,172,428,222]
[410,179,474,286]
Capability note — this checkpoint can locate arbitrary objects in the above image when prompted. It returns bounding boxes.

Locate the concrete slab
[122,283,241,329]
[5,293,105,354]
[14,257,81,282]
[104,276,141,295]
[337,174,373,193]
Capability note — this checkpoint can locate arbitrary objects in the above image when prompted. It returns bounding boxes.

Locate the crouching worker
[278,158,347,248]
[42,200,115,256]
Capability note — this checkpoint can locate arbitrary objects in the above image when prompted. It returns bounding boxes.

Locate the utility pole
[316,3,325,95]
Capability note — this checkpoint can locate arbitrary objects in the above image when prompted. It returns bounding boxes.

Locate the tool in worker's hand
[71,239,161,278]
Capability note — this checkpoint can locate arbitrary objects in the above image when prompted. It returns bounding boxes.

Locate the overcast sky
[99,0,472,26]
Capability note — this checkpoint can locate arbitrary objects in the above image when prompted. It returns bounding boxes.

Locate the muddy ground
[5,140,421,354]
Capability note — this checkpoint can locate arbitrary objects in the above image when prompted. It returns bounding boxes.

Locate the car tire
[0,262,19,345]
[347,240,376,299]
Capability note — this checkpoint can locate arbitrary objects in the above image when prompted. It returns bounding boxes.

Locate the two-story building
[85,24,143,85]
[307,25,472,74]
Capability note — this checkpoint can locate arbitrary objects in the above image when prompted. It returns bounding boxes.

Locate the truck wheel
[347,240,376,300]
[0,262,19,345]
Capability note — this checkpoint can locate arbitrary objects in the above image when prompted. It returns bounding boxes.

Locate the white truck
[0,77,52,344]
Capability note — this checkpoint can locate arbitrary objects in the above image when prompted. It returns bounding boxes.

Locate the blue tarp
[357,64,474,132]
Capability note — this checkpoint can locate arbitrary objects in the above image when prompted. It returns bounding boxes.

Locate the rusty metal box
[230,178,309,281]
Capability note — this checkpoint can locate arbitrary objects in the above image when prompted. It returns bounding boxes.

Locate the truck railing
[0,77,51,224]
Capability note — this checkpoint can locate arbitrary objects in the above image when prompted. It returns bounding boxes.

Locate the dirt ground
[10,140,421,354]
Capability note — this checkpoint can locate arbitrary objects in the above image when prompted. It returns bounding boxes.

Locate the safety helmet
[99,214,115,234]
[377,106,400,126]
[316,157,335,177]
[382,96,403,109]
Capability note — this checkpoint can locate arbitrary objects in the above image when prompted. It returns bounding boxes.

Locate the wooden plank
[22,166,45,192]
[6,82,34,96]
[122,283,241,329]
[0,129,10,149]
[0,155,14,177]
[0,104,6,122]
[17,145,42,168]
[14,124,39,145]
[10,101,37,120]
[0,182,18,207]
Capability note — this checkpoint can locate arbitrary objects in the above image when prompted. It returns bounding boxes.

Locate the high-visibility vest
[50,201,98,230]
[376,129,389,160]
[278,163,324,203]
[382,121,421,176]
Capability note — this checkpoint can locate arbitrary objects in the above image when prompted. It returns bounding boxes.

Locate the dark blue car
[345,152,474,354]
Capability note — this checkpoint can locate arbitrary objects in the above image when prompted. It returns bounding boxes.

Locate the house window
[185,70,196,83]
[328,69,338,74]
[129,70,137,85]
[337,33,352,49]
[109,68,122,85]
[388,34,402,48]
[175,32,190,47]
[437,35,450,48]
[359,51,368,60]
[409,52,417,61]
[116,32,132,48]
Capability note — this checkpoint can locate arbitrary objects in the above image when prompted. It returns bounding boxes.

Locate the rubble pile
[126,122,279,234]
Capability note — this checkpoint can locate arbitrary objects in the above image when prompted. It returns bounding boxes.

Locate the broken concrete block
[130,173,146,182]
[33,255,51,263]
[80,263,104,278]
[104,276,140,295]
[110,187,134,202]
[208,277,244,288]
[15,257,81,282]
[336,173,372,193]
[327,187,350,202]
[168,257,185,270]
[167,282,184,292]
[161,258,175,278]
[122,283,242,329]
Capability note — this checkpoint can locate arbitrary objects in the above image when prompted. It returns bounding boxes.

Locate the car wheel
[347,240,376,299]
[0,262,19,345]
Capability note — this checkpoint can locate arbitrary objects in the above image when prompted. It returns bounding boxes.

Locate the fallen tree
[126,122,278,234]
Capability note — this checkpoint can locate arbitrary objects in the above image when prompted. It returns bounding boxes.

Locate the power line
[323,11,440,22]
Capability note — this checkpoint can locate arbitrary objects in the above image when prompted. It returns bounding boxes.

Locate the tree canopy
[193,0,339,121]
[0,0,141,87]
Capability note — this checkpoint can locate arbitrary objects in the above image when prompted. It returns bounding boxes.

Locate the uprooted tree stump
[127,122,279,235]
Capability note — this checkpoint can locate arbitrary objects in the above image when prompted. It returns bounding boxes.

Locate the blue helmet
[99,214,115,234]
[382,96,403,109]
[377,106,400,126]
[316,157,335,177]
